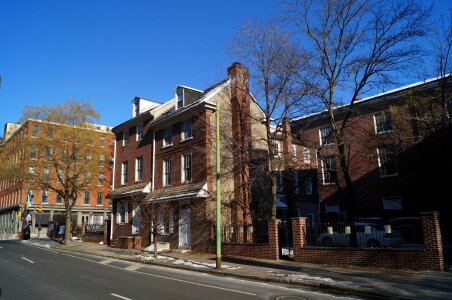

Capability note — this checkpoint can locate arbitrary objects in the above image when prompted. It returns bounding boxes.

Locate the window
[42,189,48,203]
[85,172,92,184]
[28,166,35,175]
[99,154,105,166]
[181,119,192,140]
[45,147,53,161]
[293,172,299,194]
[272,141,281,156]
[377,145,398,177]
[56,194,62,204]
[84,191,90,205]
[32,125,39,137]
[374,112,393,134]
[100,136,106,147]
[46,128,54,139]
[134,100,140,117]
[276,171,284,192]
[121,161,128,185]
[383,196,402,210]
[163,159,172,186]
[157,208,173,234]
[97,192,103,205]
[291,145,297,158]
[319,127,333,145]
[182,154,192,182]
[305,177,312,195]
[59,149,67,162]
[98,173,104,186]
[135,157,143,182]
[303,148,311,164]
[117,200,128,224]
[325,203,340,213]
[122,130,129,146]
[322,156,337,184]
[43,168,50,182]
[136,123,144,141]
[163,127,172,147]
[29,146,37,160]
[177,89,184,109]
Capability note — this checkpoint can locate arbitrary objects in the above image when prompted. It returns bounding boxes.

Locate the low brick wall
[81,235,104,243]
[222,219,279,260]
[292,211,444,271]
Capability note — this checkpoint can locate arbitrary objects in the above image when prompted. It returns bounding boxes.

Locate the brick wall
[292,212,444,271]
[222,219,279,260]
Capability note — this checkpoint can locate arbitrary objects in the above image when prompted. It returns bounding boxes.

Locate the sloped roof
[144,182,208,203]
[107,182,150,198]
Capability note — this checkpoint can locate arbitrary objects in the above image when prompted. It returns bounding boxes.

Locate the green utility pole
[215,101,222,269]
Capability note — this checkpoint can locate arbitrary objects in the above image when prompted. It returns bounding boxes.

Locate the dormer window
[134,100,140,117]
[177,88,184,109]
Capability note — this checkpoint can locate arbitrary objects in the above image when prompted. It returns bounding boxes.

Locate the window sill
[322,182,335,186]
[375,130,393,135]
[180,137,193,143]
[162,144,173,149]
[135,180,143,183]
[320,143,334,146]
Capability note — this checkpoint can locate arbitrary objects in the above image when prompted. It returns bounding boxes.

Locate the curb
[49,244,399,299]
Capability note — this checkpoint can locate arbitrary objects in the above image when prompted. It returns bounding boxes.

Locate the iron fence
[84,224,104,236]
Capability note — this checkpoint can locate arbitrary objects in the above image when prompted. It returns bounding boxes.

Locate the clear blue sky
[0,0,450,132]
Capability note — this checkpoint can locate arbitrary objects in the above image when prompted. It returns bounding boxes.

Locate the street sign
[38,205,43,213]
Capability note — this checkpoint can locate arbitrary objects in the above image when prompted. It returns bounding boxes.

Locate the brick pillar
[292,217,306,262]
[267,219,280,260]
[421,211,444,271]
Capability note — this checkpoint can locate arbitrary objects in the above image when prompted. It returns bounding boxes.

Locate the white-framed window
[56,194,62,204]
[31,125,39,137]
[163,127,173,147]
[99,154,105,166]
[132,205,140,234]
[29,146,37,160]
[97,192,103,205]
[84,191,90,205]
[181,153,192,183]
[303,148,311,164]
[135,157,143,182]
[272,141,281,157]
[46,128,54,139]
[181,119,192,141]
[305,176,313,195]
[291,145,297,158]
[98,173,104,186]
[383,196,402,210]
[117,200,128,224]
[136,123,144,141]
[276,171,284,192]
[43,168,50,182]
[322,156,337,184]
[85,172,92,184]
[177,88,184,109]
[42,189,48,203]
[319,126,333,145]
[377,145,398,177]
[157,207,174,234]
[163,159,172,186]
[374,111,393,134]
[100,136,106,147]
[121,161,128,185]
[28,166,35,175]
[122,130,129,146]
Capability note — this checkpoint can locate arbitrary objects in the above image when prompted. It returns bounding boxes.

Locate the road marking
[100,259,115,264]
[63,253,257,296]
[110,293,132,300]
[0,246,3,248]
[23,243,59,254]
[124,264,142,271]
[21,257,35,264]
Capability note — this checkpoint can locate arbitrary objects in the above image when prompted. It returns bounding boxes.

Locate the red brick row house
[290,75,451,237]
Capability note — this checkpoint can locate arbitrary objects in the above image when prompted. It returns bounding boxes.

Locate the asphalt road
[0,240,360,300]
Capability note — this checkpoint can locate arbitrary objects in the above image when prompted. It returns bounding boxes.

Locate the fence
[84,224,104,236]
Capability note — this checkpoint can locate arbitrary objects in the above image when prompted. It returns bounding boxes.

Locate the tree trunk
[64,208,72,245]
[153,230,158,259]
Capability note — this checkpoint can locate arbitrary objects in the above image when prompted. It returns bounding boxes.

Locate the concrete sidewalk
[25,238,452,300]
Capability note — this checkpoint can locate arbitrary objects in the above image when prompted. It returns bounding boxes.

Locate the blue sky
[0,0,450,131]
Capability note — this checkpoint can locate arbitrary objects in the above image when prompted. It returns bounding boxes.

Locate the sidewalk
[24,238,452,300]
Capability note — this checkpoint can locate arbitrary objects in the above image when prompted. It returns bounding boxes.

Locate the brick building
[108,63,320,251]
[0,119,113,239]
[291,75,451,234]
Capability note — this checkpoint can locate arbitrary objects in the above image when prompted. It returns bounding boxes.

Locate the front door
[178,207,191,248]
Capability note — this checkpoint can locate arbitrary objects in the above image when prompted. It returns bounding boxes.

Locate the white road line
[100,259,115,264]
[23,243,58,254]
[21,257,35,264]
[63,253,256,296]
[110,293,133,300]
[124,264,142,271]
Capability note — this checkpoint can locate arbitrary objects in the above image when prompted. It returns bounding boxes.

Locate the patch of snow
[270,272,353,285]
[20,240,51,248]
[137,254,175,261]
[144,242,170,252]
[172,259,240,270]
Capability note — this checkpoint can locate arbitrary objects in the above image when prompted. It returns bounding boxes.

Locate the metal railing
[84,224,104,236]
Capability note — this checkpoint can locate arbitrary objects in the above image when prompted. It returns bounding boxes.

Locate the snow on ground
[267,270,354,286]
[137,254,241,270]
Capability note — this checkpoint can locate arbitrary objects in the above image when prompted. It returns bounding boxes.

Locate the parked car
[389,217,423,245]
[316,222,403,248]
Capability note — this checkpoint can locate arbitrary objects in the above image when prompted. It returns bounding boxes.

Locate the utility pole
[215,101,222,269]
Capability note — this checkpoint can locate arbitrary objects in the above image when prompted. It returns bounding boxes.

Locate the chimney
[227,62,249,95]
[282,117,292,157]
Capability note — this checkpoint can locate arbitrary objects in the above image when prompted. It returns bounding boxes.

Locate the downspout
[110,137,117,241]
[152,130,155,191]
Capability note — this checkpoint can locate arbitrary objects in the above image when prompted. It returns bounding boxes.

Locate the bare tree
[230,20,306,219]
[1,100,112,245]
[283,0,431,231]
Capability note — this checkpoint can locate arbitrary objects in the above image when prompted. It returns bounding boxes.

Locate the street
[0,240,360,300]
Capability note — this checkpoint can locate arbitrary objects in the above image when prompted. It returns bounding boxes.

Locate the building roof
[107,182,150,199]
